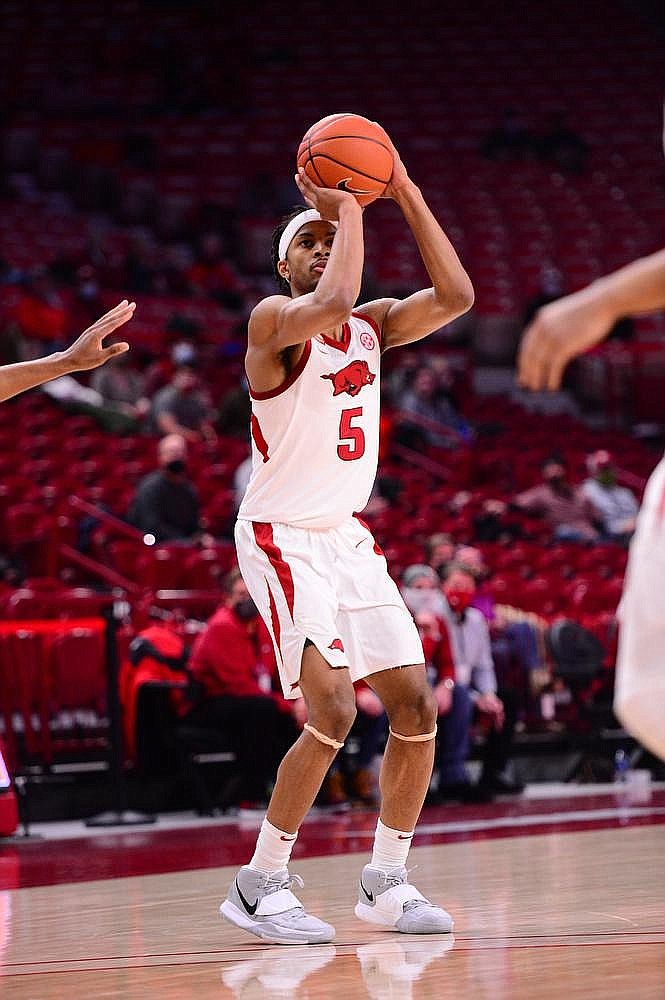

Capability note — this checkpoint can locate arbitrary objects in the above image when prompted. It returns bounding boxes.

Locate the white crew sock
[370,818,414,872]
[248,819,298,874]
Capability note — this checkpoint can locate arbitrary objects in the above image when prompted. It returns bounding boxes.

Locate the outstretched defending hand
[61,299,136,372]
[517,289,615,392]
[295,166,361,219]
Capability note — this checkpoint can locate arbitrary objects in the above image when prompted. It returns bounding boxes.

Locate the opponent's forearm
[0,352,72,403]
[393,182,474,307]
[591,248,665,322]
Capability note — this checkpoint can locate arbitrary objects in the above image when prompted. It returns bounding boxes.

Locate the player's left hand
[381,139,412,200]
[61,300,135,372]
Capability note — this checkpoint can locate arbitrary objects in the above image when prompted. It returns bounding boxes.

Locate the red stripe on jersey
[352,311,382,346]
[252,522,295,619]
[320,322,351,353]
[266,579,282,661]
[248,341,312,400]
[353,512,385,556]
[251,413,270,462]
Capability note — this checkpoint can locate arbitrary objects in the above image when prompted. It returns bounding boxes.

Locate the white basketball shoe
[220,866,335,945]
[355,865,454,934]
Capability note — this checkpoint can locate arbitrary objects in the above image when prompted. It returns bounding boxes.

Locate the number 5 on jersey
[338,407,365,461]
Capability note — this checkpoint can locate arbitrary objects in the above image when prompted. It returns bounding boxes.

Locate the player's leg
[355,663,453,934]
[221,640,355,945]
[266,641,356,832]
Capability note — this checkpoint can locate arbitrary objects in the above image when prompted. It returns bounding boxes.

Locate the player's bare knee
[389,687,437,736]
[309,687,357,742]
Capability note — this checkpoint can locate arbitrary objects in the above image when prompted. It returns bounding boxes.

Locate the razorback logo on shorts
[321,360,375,397]
[328,638,345,652]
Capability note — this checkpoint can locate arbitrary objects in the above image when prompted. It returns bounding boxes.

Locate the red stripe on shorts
[265,578,282,661]
[252,522,295,620]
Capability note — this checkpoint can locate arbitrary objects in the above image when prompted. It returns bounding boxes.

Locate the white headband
[278,209,338,262]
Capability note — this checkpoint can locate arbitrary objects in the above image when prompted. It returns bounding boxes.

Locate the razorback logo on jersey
[328,638,345,652]
[321,360,375,397]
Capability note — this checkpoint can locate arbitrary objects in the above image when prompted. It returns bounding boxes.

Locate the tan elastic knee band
[304,723,344,750]
[389,725,438,743]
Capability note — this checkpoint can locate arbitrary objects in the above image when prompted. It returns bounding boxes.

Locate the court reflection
[356,936,455,999]
[221,943,337,998]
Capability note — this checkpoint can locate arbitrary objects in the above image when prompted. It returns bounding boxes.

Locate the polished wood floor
[2,823,664,999]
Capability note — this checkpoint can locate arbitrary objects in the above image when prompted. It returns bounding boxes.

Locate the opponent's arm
[363,143,474,351]
[249,170,364,353]
[0,300,135,403]
[518,248,665,391]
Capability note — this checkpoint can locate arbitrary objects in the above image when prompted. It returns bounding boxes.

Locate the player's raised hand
[381,138,411,200]
[517,289,616,392]
[61,300,136,372]
[294,167,360,220]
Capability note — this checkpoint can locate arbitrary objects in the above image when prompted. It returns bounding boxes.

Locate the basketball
[297,113,394,207]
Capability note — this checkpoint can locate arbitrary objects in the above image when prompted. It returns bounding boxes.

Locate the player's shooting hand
[381,139,412,201]
[61,300,135,372]
[517,288,616,392]
[294,167,360,219]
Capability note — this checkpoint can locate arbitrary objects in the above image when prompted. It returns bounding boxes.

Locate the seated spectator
[479,107,538,161]
[143,338,199,397]
[9,268,69,359]
[433,564,524,802]
[581,450,638,545]
[424,532,456,575]
[472,498,523,543]
[400,563,446,617]
[90,349,150,430]
[150,364,217,443]
[128,433,212,544]
[538,110,590,175]
[186,233,245,310]
[512,455,600,542]
[182,568,303,808]
[397,365,472,450]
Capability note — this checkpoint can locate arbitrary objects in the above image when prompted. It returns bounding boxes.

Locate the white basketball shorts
[235,515,425,699]
[614,455,665,761]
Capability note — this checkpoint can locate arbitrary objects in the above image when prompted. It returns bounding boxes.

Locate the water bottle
[613,748,631,784]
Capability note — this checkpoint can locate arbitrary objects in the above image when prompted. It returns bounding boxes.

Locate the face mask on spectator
[235,597,259,621]
[596,469,616,487]
[401,587,441,616]
[445,589,473,613]
[165,459,186,475]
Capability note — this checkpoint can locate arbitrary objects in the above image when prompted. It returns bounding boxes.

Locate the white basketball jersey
[238,311,381,529]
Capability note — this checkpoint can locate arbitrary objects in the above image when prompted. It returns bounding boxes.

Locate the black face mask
[235,597,258,621]
[165,459,186,475]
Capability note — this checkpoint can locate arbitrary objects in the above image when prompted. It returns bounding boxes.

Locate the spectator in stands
[397,365,472,449]
[144,338,199,397]
[183,568,303,808]
[479,107,538,161]
[400,563,446,617]
[9,267,69,359]
[128,433,212,544]
[433,564,523,801]
[538,110,590,175]
[424,532,456,575]
[90,349,150,430]
[512,455,601,542]
[186,233,245,311]
[150,364,217,443]
[581,449,639,545]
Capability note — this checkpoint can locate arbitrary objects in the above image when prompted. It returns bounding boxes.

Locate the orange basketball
[297,113,393,207]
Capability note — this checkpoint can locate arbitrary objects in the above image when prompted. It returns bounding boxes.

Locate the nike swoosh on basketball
[235,879,259,915]
[360,878,374,903]
[337,177,375,195]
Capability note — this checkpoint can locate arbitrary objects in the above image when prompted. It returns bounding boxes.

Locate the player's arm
[363,144,474,352]
[0,300,135,403]
[518,248,665,391]
[249,171,364,354]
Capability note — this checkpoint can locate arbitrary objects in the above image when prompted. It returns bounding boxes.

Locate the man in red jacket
[185,567,303,806]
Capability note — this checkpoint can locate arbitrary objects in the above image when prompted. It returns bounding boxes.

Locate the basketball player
[221,145,474,945]
[518,245,665,765]
[0,300,135,403]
